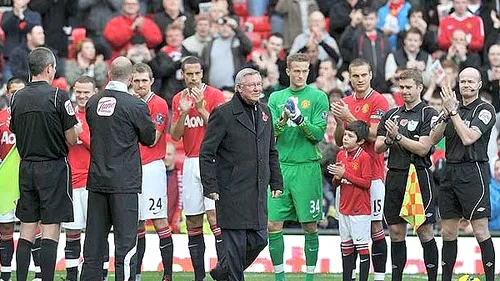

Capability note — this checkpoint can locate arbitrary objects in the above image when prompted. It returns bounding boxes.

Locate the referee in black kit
[430,67,496,281]
[80,57,156,281]
[10,47,81,281]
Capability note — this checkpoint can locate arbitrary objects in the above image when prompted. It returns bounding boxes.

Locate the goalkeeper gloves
[284,97,304,125]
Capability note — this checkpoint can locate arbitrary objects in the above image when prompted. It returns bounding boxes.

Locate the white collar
[105,81,129,93]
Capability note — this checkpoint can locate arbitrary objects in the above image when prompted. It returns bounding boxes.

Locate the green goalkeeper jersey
[268,85,329,164]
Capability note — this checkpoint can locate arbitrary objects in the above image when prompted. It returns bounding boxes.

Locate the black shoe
[209,264,228,281]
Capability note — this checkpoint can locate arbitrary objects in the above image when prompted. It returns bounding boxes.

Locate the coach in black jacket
[81,57,156,281]
[200,68,283,281]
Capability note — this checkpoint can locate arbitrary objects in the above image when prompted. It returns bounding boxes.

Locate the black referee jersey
[377,102,438,169]
[10,81,77,160]
[85,82,156,194]
[444,98,496,163]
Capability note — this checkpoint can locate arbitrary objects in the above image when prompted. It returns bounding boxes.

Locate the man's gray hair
[109,57,133,82]
[28,47,56,77]
[234,68,260,91]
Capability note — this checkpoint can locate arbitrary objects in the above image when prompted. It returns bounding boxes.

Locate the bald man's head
[109,56,133,83]
[460,67,481,80]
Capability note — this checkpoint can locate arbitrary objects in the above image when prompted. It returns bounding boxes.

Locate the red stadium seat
[246,32,263,48]
[233,0,249,17]
[245,16,270,33]
[324,17,330,33]
[52,77,69,91]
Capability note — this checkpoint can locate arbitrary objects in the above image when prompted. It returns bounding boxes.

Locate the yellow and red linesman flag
[0,145,20,215]
[399,163,426,233]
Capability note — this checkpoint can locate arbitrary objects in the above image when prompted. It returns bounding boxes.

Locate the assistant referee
[80,57,156,281]
[10,47,81,281]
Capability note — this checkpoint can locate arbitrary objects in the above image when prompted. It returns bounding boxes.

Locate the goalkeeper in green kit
[267,53,329,281]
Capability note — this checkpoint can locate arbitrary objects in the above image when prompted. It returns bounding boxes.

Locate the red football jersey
[140,93,169,165]
[171,85,226,157]
[335,147,373,216]
[0,109,15,160]
[68,108,91,189]
[343,89,389,180]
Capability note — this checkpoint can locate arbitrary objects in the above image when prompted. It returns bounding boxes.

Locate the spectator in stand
[248,33,286,83]
[208,1,229,35]
[481,44,500,111]
[328,0,373,41]
[423,60,460,101]
[468,0,496,54]
[445,29,482,70]
[385,28,433,86]
[154,0,196,43]
[126,35,154,64]
[438,0,484,52]
[482,10,500,62]
[182,14,212,57]
[489,159,500,230]
[1,0,41,82]
[10,25,48,81]
[65,38,108,89]
[311,58,345,93]
[396,6,439,55]
[150,24,192,106]
[77,0,122,60]
[201,15,252,89]
[376,0,412,51]
[29,0,77,76]
[104,0,162,60]
[274,0,319,50]
[268,0,284,34]
[290,11,343,68]
[340,7,391,93]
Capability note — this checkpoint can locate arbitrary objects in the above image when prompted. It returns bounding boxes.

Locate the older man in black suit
[200,68,283,281]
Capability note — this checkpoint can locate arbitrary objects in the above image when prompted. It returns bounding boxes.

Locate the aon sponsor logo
[1,131,15,144]
[184,115,204,128]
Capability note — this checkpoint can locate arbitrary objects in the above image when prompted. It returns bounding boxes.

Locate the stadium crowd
[1,0,500,280]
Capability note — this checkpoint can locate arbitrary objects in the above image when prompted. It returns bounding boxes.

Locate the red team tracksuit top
[438,12,484,52]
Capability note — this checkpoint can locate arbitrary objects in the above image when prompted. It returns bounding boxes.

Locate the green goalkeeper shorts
[268,161,323,223]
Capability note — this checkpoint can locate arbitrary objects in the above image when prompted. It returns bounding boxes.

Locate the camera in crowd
[217,17,228,25]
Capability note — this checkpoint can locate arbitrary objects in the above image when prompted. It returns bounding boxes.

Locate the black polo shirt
[444,98,496,163]
[10,81,77,161]
[378,102,438,169]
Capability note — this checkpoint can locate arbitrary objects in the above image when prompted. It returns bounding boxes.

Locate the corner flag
[0,145,20,215]
[399,163,426,233]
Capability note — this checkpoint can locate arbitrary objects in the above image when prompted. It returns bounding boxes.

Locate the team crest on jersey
[97,97,117,116]
[301,100,310,109]
[361,103,369,113]
[65,100,75,116]
[155,113,165,125]
[407,120,419,131]
[400,119,408,127]
[352,162,359,171]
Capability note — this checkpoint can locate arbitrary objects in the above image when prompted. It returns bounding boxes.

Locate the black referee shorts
[384,167,436,226]
[439,162,490,221]
[16,158,73,224]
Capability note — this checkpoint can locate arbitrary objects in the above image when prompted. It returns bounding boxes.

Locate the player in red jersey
[170,56,226,281]
[131,63,173,281]
[59,76,101,281]
[329,120,373,281]
[0,78,26,281]
[332,58,389,281]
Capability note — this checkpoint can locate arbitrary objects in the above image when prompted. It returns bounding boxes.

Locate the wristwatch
[394,134,402,142]
[450,110,458,116]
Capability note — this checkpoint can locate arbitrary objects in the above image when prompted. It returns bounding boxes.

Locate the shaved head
[459,67,481,80]
[109,56,133,82]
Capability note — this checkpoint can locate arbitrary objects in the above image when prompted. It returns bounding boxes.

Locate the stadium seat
[245,16,270,33]
[233,0,249,17]
[68,28,87,59]
[324,17,330,33]
[246,32,263,48]
[52,77,69,91]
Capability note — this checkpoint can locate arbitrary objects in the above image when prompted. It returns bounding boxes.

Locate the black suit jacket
[200,94,283,230]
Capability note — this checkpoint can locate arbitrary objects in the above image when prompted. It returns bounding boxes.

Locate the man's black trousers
[81,192,139,281]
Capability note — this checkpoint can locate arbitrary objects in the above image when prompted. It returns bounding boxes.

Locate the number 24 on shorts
[149,198,163,211]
